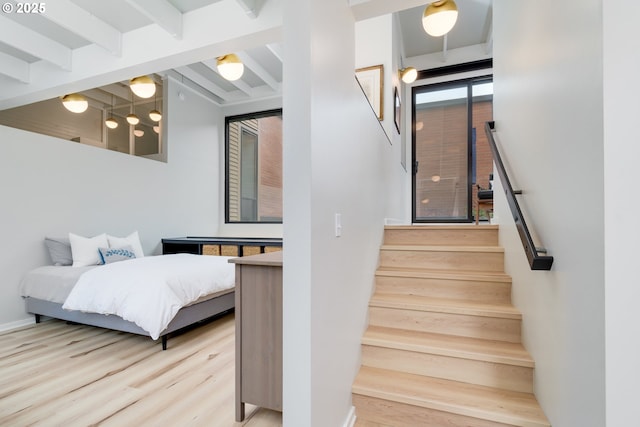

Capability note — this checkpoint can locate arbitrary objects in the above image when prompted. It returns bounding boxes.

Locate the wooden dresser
[229,251,283,421]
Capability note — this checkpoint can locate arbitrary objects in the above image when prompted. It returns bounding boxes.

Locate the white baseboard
[342,406,356,427]
[0,317,34,333]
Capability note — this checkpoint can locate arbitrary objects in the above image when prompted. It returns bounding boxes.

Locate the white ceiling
[0,0,491,110]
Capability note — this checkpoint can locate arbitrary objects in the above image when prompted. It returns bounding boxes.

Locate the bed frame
[25,290,235,350]
[26,236,282,350]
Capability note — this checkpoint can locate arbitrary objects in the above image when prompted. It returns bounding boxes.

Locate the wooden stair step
[375,268,512,303]
[379,245,504,272]
[352,366,550,427]
[381,245,504,253]
[368,294,522,342]
[362,326,533,367]
[384,225,499,247]
[361,327,534,393]
[376,268,512,283]
[369,294,521,320]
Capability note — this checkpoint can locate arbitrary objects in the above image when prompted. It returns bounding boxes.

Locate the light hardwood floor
[0,313,282,427]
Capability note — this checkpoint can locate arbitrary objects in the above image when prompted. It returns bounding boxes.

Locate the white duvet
[62,254,235,340]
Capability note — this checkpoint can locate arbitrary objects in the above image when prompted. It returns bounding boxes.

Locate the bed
[20,234,238,350]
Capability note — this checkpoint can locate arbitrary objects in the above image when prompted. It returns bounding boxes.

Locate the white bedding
[20,265,97,304]
[61,254,235,340]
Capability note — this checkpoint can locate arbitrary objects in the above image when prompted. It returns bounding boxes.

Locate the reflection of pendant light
[61,93,88,113]
[149,109,162,122]
[423,0,458,37]
[126,114,140,125]
[148,91,162,122]
[133,129,144,137]
[399,67,417,84]
[153,125,160,134]
[130,75,156,98]
[126,92,140,125]
[105,95,118,129]
[217,54,244,81]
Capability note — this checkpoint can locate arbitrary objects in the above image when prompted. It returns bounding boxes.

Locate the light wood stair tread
[381,244,504,253]
[384,225,499,230]
[376,267,512,283]
[363,326,534,367]
[353,366,550,427]
[370,293,522,319]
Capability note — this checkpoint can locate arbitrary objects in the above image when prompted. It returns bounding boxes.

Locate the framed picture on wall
[355,64,384,120]
[394,86,401,134]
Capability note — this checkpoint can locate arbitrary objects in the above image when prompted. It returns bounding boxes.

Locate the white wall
[282,0,406,425]
[355,15,395,143]
[492,1,605,425]
[356,15,411,224]
[0,77,223,330]
[602,1,640,425]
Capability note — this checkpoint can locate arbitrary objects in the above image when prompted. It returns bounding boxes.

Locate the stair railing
[484,121,554,270]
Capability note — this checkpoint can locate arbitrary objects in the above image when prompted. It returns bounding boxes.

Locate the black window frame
[411,74,493,223]
[225,108,283,224]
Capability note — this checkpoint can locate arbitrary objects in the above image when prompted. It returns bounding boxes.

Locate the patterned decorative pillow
[107,231,145,258]
[98,245,137,264]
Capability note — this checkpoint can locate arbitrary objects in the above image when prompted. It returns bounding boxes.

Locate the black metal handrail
[484,121,553,270]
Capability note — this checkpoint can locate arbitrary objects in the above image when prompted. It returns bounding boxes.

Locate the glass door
[413,82,471,222]
[412,78,493,223]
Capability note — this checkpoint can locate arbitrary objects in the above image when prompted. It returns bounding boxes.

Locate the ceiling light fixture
[127,113,140,126]
[126,92,140,125]
[126,113,140,125]
[216,54,244,81]
[149,110,162,122]
[422,0,459,37]
[61,93,88,113]
[129,75,156,98]
[133,129,144,137]
[105,95,118,129]
[149,92,162,122]
[105,117,118,129]
[399,67,418,84]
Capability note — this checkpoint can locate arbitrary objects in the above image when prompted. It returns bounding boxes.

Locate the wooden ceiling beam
[125,0,183,39]
[0,15,71,70]
[42,0,122,56]
[0,51,29,83]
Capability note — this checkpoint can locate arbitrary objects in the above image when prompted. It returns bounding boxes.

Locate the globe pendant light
[105,117,118,129]
[130,75,156,98]
[126,92,140,125]
[422,0,458,37]
[148,92,162,122]
[133,129,144,137]
[217,54,244,81]
[61,93,88,113]
[105,95,118,129]
[149,109,162,122]
[399,67,418,84]
[126,113,140,125]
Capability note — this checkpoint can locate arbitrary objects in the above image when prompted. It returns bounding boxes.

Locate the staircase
[352,225,550,427]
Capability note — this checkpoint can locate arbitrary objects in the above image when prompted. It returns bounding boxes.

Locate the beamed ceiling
[0,0,491,111]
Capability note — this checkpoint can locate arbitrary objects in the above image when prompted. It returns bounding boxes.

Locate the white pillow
[69,233,109,267]
[107,231,144,258]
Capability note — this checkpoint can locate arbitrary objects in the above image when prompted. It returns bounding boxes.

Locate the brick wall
[257,115,283,221]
